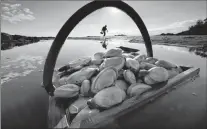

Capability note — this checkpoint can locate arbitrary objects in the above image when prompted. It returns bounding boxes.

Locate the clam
[130,52,140,56]
[91,67,118,94]
[137,69,149,78]
[114,80,128,92]
[54,84,80,98]
[122,53,135,59]
[58,57,91,72]
[134,54,147,63]
[99,57,125,71]
[94,52,105,60]
[70,106,100,128]
[123,70,136,84]
[127,83,151,97]
[137,79,143,83]
[117,69,124,79]
[167,68,180,79]
[144,57,158,64]
[125,58,140,72]
[144,67,169,85]
[58,65,83,78]
[68,97,89,114]
[87,98,100,109]
[93,86,126,108]
[155,60,177,70]
[104,48,123,58]
[80,80,91,97]
[59,67,98,86]
[90,59,103,65]
[140,62,157,70]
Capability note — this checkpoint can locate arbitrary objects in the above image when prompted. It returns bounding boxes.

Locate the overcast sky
[1,1,206,37]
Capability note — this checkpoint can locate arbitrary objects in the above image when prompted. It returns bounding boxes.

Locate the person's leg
[103,31,106,37]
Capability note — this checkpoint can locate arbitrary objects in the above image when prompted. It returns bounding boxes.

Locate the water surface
[1,39,206,129]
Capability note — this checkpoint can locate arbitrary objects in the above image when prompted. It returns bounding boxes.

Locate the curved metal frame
[43,0,153,95]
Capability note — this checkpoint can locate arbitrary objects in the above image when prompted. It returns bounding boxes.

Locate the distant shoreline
[1,32,207,58]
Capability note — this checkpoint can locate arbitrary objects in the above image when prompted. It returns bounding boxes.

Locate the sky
[1,1,206,37]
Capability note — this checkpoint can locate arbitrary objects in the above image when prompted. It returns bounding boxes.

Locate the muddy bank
[129,35,207,58]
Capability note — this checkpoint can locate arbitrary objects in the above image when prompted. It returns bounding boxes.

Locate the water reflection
[188,45,207,58]
[1,39,206,129]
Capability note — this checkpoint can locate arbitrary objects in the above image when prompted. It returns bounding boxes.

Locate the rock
[91,67,118,94]
[54,84,80,98]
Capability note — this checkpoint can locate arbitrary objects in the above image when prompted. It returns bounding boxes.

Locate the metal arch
[43,0,153,95]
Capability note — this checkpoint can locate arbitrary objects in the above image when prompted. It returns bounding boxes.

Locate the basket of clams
[51,48,183,128]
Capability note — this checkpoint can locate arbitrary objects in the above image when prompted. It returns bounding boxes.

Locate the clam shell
[104,48,123,58]
[99,57,125,71]
[94,52,105,60]
[58,57,91,72]
[91,67,118,94]
[125,58,140,72]
[155,60,177,70]
[144,57,158,64]
[167,68,180,79]
[123,70,136,84]
[68,97,89,114]
[137,69,149,78]
[54,84,80,98]
[70,106,100,128]
[127,83,151,97]
[58,65,83,78]
[130,52,140,56]
[117,69,124,79]
[134,54,147,62]
[122,53,135,59]
[90,59,103,65]
[60,67,98,86]
[140,62,157,70]
[93,86,126,108]
[144,67,169,85]
[80,80,91,97]
[115,80,128,91]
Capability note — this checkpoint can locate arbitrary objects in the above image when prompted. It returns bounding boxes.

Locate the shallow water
[1,39,206,129]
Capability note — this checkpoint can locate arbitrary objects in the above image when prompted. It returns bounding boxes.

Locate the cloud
[1,3,35,24]
[148,19,197,33]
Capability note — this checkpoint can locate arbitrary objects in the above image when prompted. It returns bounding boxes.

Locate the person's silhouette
[100,25,108,37]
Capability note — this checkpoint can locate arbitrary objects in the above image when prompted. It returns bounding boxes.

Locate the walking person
[100,25,108,37]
